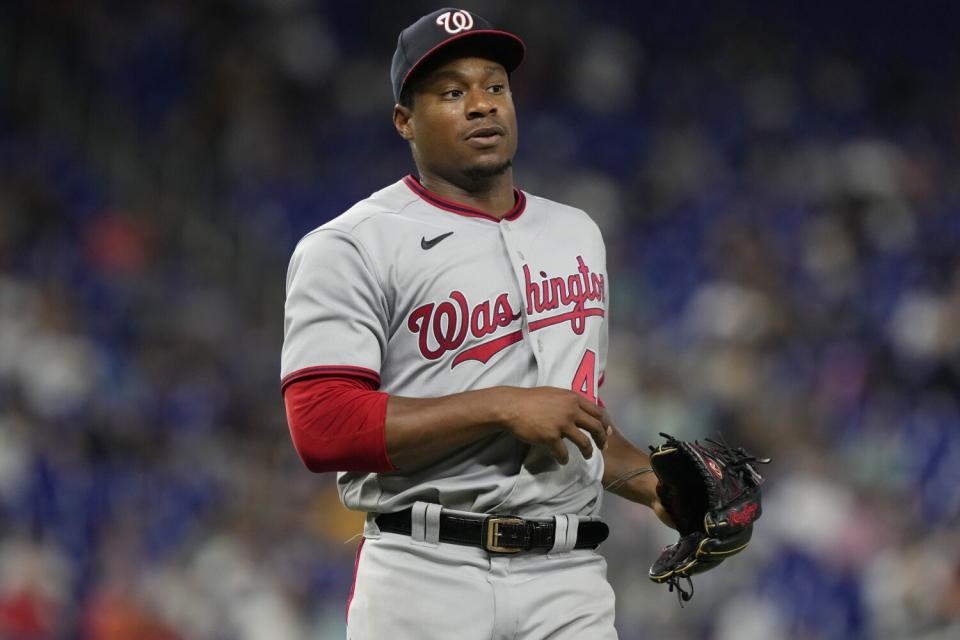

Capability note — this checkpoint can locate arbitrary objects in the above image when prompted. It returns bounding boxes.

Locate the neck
[416,167,516,219]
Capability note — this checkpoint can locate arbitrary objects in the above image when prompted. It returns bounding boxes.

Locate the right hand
[491,386,609,464]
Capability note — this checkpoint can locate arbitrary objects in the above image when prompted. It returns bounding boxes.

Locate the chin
[461,158,513,181]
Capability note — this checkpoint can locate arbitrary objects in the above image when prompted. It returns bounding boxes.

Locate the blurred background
[1,0,959,638]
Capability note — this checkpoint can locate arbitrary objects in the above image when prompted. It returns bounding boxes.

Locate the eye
[441,89,464,99]
[488,84,506,94]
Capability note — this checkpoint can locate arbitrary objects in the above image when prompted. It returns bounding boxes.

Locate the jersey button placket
[500,226,524,276]
[500,220,546,385]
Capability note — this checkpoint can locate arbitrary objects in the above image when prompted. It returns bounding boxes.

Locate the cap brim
[400,29,526,95]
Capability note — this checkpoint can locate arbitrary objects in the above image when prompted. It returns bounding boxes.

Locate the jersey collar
[403,175,526,223]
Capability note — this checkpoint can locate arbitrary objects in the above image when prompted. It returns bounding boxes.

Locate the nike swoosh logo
[421,231,454,250]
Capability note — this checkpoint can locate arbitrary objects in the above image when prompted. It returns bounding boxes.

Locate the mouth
[464,126,506,147]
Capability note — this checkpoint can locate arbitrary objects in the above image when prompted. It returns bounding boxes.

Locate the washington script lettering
[407,256,605,367]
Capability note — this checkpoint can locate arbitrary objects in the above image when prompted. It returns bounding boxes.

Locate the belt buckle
[484,516,527,554]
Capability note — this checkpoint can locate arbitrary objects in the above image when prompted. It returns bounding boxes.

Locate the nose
[465,87,496,119]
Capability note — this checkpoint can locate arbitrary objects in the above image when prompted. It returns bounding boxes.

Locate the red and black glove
[647,432,770,603]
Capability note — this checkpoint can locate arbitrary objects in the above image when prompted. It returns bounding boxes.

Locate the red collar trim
[403,175,526,223]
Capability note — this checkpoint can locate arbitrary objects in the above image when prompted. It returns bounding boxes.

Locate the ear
[393,104,414,141]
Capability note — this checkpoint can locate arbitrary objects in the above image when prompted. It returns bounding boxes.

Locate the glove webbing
[700,435,771,483]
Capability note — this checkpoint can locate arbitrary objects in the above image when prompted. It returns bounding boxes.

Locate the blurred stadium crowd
[1,1,959,638]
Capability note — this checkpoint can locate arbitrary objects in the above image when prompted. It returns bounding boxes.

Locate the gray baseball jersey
[281,175,609,532]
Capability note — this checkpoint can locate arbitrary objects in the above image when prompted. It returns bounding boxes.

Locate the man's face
[395,56,518,183]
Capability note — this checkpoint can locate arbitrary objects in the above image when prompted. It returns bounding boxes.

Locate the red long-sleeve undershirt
[283,375,395,473]
[283,373,606,474]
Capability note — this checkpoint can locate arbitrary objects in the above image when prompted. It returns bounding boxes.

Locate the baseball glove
[648,432,769,603]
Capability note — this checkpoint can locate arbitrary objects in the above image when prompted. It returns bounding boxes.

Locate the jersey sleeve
[281,229,388,390]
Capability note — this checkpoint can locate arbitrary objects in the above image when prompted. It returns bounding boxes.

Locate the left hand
[599,406,675,529]
[650,491,676,530]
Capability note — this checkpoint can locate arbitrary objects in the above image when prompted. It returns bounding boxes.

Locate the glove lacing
[667,575,694,606]
[701,436,772,478]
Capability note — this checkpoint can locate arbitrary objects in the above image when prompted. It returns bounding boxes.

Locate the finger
[549,439,570,465]
[563,426,594,460]
[574,414,607,449]
[576,394,605,419]
[599,408,614,438]
[600,407,612,427]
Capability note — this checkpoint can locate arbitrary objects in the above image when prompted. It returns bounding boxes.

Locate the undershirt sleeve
[283,375,394,474]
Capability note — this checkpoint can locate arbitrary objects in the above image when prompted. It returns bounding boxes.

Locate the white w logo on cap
[436,10,474,34]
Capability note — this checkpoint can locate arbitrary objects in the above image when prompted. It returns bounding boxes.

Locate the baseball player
[281,8,672,639]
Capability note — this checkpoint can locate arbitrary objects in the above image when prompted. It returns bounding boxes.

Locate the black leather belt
[375,508,609,554]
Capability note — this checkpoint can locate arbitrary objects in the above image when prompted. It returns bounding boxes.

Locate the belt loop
[548,514,580,556]
[566,514,581,550]
[423,503,442,546]
[549,515,569,556]
[410,502,441,548]
[410,502,428,543]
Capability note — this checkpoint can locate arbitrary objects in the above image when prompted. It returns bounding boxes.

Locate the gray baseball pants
[346,503,618,639]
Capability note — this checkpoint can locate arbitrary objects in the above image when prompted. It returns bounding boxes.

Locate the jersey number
[571,350,596,403]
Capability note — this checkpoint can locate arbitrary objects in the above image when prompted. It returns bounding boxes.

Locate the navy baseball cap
[391,8,525,102]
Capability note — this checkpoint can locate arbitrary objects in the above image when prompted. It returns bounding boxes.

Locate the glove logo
[436,10,474,34]
[706,458,723,480]
[729,502,759,526]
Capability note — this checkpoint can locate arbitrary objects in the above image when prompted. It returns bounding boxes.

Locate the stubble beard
[461,158,513,182]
